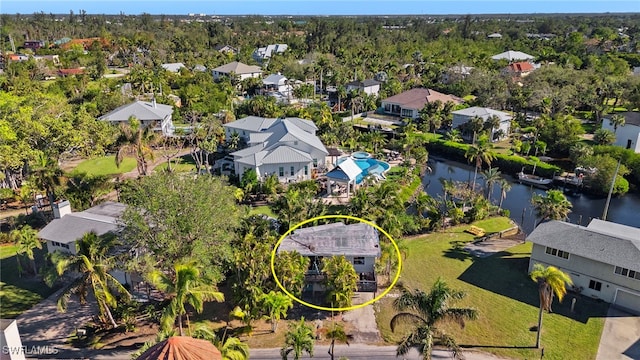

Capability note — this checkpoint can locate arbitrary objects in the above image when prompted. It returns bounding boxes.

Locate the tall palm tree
[467,116,485,144]
[147,262,224,336]
[12,225,42,275]
[390,278,478,360]
[609,114,625,133]
[322,256,359,309]
[259,291,293,332]
[444,129,463,143]
[530,264,573,348]
[280,317,314,360]
[531,189,572,224]
[465,137,497,192]
[481,167,502,203]
[192,325,250,360]
[274,251,310,298]
[48,232,130,328]
[30,152,62,209]
[325,322,349,360]
[498,178,512,210]
[115,117,157,176]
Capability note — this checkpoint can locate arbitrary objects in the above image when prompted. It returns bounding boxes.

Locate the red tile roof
[506,61,535,73]
[58,68,85,76]
[136,336,222,360]
[382,88,463,110]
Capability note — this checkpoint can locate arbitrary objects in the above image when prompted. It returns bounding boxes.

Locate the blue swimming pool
[351,151,371,160]
[336,156,391,184]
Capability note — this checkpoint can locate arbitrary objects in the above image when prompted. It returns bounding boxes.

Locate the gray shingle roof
[452,107,512,122]
[346,79,380,88]
[212,61,262,75]
[526,220,640,271]
[98,101,173,122]
[604,112,640,127]
[263,74,287,85]
[161,63,185,73]
[491,50,535,61]
[278,222,380,257]
[38,202,126,244]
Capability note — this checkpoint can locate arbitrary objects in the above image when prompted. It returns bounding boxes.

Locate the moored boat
[517,172,553,187]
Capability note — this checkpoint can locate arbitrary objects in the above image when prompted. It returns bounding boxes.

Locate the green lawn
[0,244,56,318]
[249,205,276,218]
[70,156,136,177]
[375,219,607,360]
[154,154,197,173]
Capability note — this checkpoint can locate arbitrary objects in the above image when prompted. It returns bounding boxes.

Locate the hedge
[425,139,561,178]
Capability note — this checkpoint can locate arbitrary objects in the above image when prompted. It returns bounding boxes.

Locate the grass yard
[70,156,136,177]
[0,244,56,318]
[154,154,197,173]
[375,218,607,360]
[249,205,276,218]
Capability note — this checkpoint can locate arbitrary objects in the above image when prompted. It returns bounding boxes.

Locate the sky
[1,1,639,16]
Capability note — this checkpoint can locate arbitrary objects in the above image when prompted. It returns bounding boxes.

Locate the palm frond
[390,312,425,332]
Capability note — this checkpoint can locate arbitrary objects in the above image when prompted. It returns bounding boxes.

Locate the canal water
[422,158,640,234]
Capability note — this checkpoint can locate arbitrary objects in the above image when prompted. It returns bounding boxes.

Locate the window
[627,139,633,149]
[353,257,365,265]
[615,266,640,280]
[290,166,295,176]
[313,159,318,167]
[545,246,569,259]
[588,280,602,291]
[278,167,284,177]
[304,166,308,176]
[401,109,413,118]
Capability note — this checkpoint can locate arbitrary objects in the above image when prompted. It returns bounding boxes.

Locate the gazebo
[136,336,222,360]
[325,157,362,197]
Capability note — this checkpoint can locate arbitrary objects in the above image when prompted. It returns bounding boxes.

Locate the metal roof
[261,146,312,164]
[98,101,173,122]
[452,106,512,122]
[263,74,287,85]
[38,201,126,245]
[161,63,186,73]
[526,220,640,271]
[278,222,380,257]
[328,158,361,181]
[491,50,535,61]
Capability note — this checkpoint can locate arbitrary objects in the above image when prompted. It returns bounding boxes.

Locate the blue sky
[1,1,638,15]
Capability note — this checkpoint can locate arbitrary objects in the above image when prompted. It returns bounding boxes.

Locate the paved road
[596,307,640,360]
[251,344,510,360]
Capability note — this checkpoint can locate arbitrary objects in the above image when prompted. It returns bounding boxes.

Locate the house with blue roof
[223,116,328,182]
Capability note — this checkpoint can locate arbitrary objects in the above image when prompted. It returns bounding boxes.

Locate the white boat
[518,172,553,187]
[553,173,583,186]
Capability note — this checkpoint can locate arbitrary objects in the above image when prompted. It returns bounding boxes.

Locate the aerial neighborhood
[1,7,640,360]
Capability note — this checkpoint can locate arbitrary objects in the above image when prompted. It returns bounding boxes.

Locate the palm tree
[48,232,130,328]
[531,189,572,224]
[609,114,625,133]
[322,256,359,309]
[147,262,224,336]
[467,116,485,144]
[193,325,250,360]
[30,152,62,209]
[115,117,157,176]
[481,167,502,203]
[390,278,478,360]
[484,115,501,140]
[274,251,310,298]
[12,225,42,275]
[280,317,314,360]
[445,129,463,143]
[498,178,512,210]
[325,322,349,360]
[530,264,573,349]
[259,291,293,332]
[465,137,497,192]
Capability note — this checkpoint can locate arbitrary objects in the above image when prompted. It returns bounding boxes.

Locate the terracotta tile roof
[382,88,463,110]
[506,61,535,73]
[58,68,85,76]
[137,336,222,360]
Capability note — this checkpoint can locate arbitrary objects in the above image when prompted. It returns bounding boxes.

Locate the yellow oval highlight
[270,214,402,312]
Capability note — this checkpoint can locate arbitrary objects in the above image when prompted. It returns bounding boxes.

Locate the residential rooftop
[278,222,381,257]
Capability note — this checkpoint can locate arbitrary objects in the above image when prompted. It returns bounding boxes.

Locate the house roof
[382,88,463,110]
[278,222,380,257]
[161,63,186,73]
[452,107,512,122]
[506,61,535,72]
[326,158,362,182]
[491,50,535,61]
[346,79,380,88]
[254,44,288,59]
[263,74,287,85]
[58,68,84,75]
[137,336,222,360]
[604,112,640,127]
[212,61,262,75]
[38,202,127,245]
[526,220,640,271]
[98,101,173,122]
[227,117,327,167]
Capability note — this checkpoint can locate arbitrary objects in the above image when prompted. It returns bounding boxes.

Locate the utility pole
[602,157,622,221]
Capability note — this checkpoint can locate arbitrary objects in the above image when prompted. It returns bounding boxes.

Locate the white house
[277,222,380,292]
[223,117,328,182]
[381,88,463,119]
[451,106,512,141]
[601,112,640,153]
[345,79,381,96]
[263,73,290,94]
[212,61,262,81]
[1,319,25,360]
[161,62,186,73]
[98,100,174,136]
[491,50,535,62]
[252,44,288,63]
[37,201,136,287]
[527,219,640,314]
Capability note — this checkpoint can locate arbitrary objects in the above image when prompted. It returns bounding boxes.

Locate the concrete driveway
[596,307,640,360]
